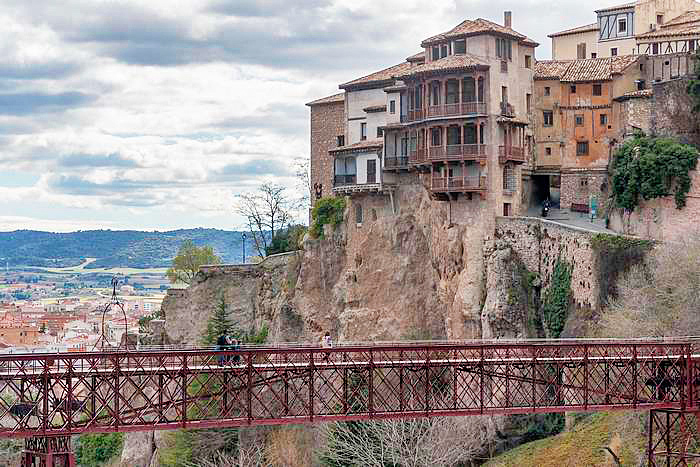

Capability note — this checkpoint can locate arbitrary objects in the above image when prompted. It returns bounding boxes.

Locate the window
[575,114,584,126]
[389,100,395,114]
[611,47,618,56]
[593,84,602,96]
[576,141,589,156]
[657,14,664,25]
[440,44,448,58]
[543,111,553,126]
[503,203,511,216]
[525,55,532,68]
[618,17,627,34]
[652,43,659,54]
[355,203,363,224]
[570,85,577,93]
[376,127,383,138]
[454,39,466,54]
[600,114,608,125]
[360,122,367,141]
[591,52,597,58]
[636,79,646,91]
[526,93,531,113]
[496,38,512,60]
[544,86,551,96]
[545,147,552,156]
[577,42,587,59]
[431,127,441,146]
[432,46,440,60]
[503,165,516,192]
[337,135,345,147]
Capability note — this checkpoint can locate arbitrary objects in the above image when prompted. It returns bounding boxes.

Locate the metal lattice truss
[0,340,697,438]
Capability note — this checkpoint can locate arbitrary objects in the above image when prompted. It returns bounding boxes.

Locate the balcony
[498,146,526,164]
[430,175,486,193]
[500,102,515,117]
[409,148,428,165]
[384,156,409,170]
[401,102,486,123]
[428,144,488,162]
[334,174,357,186]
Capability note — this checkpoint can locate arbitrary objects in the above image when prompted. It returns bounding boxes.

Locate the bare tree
[600,231,700,337]
[235,183,293,257]
[318,416,490,467]
[294,157,312,209]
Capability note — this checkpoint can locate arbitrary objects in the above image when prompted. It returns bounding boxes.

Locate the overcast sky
[0,0,626,232]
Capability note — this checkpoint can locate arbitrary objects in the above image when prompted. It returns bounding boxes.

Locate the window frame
[454,39,466,55]
[524,55,532,69]
[376,127,383,138]
[576,141,589,156]
[544,86,551,96]
[575,114,584,126]
[618,17,627,34]
[360,122,367,141]
[593,84,602,96]
[611,47,618,56]
[389,100,395,114]
[600,113,608,125]
[543,110,554,127]
[545,147,552,156]
[570,85,577,94]
[337,135,345,147]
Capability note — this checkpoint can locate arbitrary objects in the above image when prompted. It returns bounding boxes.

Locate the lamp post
[241,233,247,264]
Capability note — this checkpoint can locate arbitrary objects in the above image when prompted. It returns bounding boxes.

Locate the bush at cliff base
[311,197,346,239]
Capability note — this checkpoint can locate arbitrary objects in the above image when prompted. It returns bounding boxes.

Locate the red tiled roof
[305,92,344,106]
[534,60,573,80]
[548,23,599,38]
[637,10,700,39]
[399,53,488,79]
[363,105,386,113]
[421,18,532,46]
[339,62,413,89]
[329,139,383,153]
[406,51,426,62]
[595,1,636,13]
[535,55,640,82]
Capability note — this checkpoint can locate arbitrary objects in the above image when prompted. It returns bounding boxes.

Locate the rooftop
[399,53,489,78]
[339,62,413,90]
[305,92,345,106]
[329,139,383,154]
[637,10,700,39]
[406,51,426,63]
[595,1,636,13]
[421,18,535,46]
[613,89,653,101]
[548,23,599,38]
[535,55,640,82]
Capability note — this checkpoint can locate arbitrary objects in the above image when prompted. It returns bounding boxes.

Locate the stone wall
[559,171,609,212]
[650,78,700,146]
[309,99,344,203]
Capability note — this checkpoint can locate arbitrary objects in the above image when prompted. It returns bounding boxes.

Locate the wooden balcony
[384,156,409,170]
[500,102,515,117]
[498,146,526,164]
[429,144,487,162]
[401,102,486,123]
[333,175,390,195]
[409,148,428,165]
[430,175,486,193]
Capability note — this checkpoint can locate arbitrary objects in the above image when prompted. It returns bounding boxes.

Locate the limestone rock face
[119,430,154,467]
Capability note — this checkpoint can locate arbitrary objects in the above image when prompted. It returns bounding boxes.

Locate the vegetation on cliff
[266,224,306,255]
[541,258,572,338]
[75,432,124,466]
[310,196,346,238]
[166,240,221,285]
[610,134,698,211]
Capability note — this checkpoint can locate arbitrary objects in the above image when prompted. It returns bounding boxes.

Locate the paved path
[525,206,615,234]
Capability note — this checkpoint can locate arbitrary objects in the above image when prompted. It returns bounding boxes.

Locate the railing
[430,175,485,192]
[401,109,425,123]
[334,174,357,186]
[426,102,487,119]
[430,144,488,161]
[409,148,428,164]
[500,102,514,117]
[498,146,526,164]
[384,156,409,169]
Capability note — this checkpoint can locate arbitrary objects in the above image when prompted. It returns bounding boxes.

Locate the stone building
[549,0,698,59]
[306,93,345,204]
[533,55,646,211]
[308,12,538,218]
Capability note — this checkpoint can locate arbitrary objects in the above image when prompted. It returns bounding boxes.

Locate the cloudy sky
[0,0,626,232]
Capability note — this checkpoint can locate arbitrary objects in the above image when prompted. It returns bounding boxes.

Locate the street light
[241,233,247,264]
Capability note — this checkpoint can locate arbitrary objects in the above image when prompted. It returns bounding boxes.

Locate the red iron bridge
[10,338,700,466]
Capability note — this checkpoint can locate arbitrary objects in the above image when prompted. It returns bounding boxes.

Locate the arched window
[355,203,363,224]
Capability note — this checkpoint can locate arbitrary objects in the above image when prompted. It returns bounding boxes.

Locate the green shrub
[310,197,346,238]
[542,258,572,338]
[75,432,124,466]
[611,134,699,211]
[266,224,307,255]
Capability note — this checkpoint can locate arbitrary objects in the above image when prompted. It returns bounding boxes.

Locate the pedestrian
[216,334,227,366]
[232,338,241,365]
[321,332,332,363]
[225,335,234,364]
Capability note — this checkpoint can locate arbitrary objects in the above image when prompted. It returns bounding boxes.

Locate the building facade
[550,0,698,59]
[308,12,538,218]
[533,55,646,211]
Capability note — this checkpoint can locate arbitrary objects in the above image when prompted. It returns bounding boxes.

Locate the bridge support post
[21,435,75,467]
[648,409,700,466]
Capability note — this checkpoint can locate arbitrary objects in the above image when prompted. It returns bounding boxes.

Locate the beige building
[550,0,699,59]
[308,11,538,218]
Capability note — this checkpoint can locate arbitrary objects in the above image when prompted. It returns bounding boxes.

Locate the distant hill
[0,228,256,269]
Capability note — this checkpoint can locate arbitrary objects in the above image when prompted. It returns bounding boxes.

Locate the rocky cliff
[122,178,645,466]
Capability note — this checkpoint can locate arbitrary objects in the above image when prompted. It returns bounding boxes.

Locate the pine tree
[204,294,236,345]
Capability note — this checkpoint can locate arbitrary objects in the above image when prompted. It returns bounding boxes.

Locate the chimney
[504,11,512,28]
